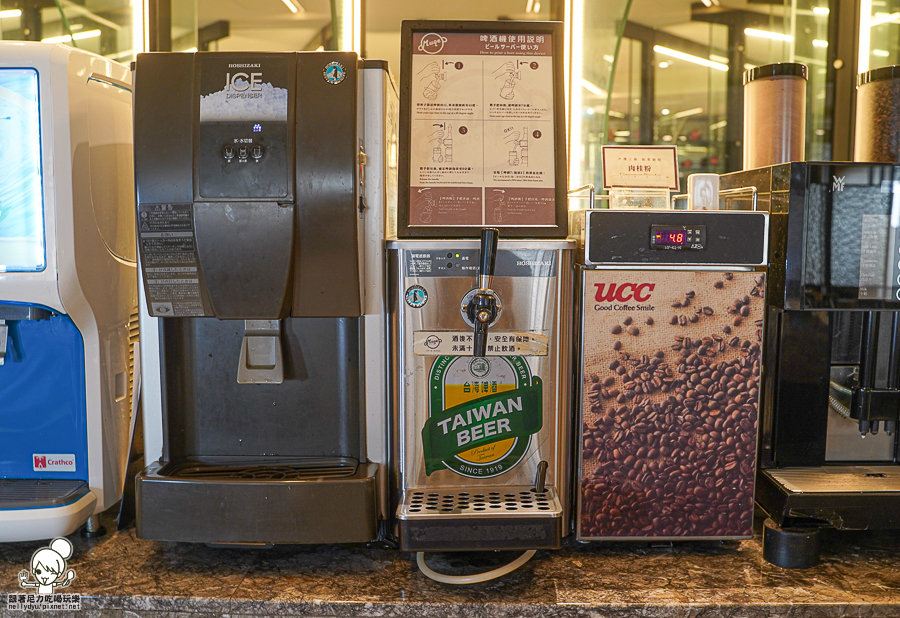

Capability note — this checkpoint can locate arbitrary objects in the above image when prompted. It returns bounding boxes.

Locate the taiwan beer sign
[397,20,568,238]
[422,355,543,478]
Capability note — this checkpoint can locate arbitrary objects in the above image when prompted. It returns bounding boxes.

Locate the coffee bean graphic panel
[578,269,765,540]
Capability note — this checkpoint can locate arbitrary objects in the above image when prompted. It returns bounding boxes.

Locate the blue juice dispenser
[0,42,137,542]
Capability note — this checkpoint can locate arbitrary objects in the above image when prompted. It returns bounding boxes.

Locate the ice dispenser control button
[223,145,235,160]
[251,145,264,160]
[238,145,249,159]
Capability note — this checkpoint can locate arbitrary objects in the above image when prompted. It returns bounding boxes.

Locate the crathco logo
[32,454,76,472]
[594,283,655,303]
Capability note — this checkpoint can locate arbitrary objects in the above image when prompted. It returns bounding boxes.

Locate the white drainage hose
[416,550,537,584]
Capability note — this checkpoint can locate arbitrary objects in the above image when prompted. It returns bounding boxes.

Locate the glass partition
[0,0,198,61]
[0,0,141,62]
[171,0,198,53]
[566,0,835,191]
[859,0,900,73]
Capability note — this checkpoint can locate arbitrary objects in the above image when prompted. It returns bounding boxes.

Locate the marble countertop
[1,512,899,617]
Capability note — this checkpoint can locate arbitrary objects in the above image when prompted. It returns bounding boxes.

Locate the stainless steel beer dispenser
[134,52,395,545]
[388,20,572,555]
[388,230,573,551]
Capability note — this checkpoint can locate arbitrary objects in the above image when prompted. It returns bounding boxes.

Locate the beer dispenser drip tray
[397,486,563,551]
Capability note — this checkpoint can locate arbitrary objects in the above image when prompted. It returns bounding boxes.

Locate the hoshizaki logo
[225,71,263,91]
[422,355,543,478]
[323,61,346,84]
[9,538,80,611]
[32,454,76,472]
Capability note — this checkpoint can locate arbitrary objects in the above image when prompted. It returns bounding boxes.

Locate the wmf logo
[8,538,80,611]
[833,175,846,192]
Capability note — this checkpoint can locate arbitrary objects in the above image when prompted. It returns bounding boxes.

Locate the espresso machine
[134,51,395,545]
[389,21,572,566]
[721,162,900,566]
[0,43,137,541]
[571,208,769,542]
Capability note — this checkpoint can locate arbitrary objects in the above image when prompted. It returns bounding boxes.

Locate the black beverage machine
[134,51,396,544]
[721,162,900,566]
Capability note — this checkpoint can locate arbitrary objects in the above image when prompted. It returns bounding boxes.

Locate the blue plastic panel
[0,310,88,480]
[0,69,44,272]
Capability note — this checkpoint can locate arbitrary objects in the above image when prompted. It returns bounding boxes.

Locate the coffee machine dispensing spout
[850,312,900,437]
[466,228,500,357]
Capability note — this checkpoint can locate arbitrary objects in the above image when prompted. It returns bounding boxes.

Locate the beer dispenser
[721,162,900,567]
[134,52,395,545]
[0,43,137,542]
[388,20,572,581]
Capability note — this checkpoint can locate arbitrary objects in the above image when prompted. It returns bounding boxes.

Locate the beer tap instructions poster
[397,21,567,238]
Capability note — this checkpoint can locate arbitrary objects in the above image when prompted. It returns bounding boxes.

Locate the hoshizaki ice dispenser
[134,52,396,545]
[0,42,138,542]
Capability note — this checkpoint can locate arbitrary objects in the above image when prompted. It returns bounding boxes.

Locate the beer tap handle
[478,228,499,292]
[470,228,500,358]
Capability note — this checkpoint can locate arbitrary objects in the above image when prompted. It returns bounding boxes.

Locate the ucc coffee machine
[571,208,769,542]
[134,52,395,545]
[721,162,900,566]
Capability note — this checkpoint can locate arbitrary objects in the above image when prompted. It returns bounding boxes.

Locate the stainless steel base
[398,485,562,519]
[396,486,562,551]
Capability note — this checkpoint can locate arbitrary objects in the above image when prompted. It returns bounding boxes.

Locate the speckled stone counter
[1,512,899,617]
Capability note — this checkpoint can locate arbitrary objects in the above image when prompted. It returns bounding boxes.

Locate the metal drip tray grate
[767,466,900,493]
[398,486,562,520]
[0,479,89,509]
[163,457,358,481]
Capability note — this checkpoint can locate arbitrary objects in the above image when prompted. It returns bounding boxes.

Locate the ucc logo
[594,283,655,302]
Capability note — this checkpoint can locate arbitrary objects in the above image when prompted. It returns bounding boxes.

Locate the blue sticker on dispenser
[405,285,428,308]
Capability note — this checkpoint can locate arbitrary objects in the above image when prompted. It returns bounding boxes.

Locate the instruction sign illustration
[409,31,556,227]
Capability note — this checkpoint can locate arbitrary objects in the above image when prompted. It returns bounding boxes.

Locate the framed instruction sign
[397,20,567,238]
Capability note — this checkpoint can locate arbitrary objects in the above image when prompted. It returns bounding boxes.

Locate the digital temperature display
[653,230,686,246]
[649,224,706,251]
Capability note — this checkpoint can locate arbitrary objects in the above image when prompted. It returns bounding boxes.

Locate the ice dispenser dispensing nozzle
[465,228,499,357]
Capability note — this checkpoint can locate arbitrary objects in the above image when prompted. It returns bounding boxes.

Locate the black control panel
[585,210,767,265]
[404,248,558,278]
[222,142,265,161]
[650,224,707,250]
[198,120,288,199]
